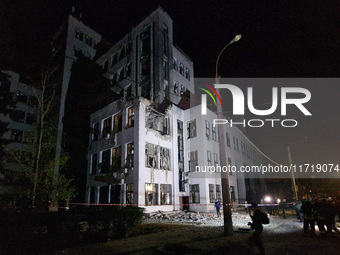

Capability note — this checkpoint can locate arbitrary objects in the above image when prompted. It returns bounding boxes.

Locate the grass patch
[128,223,186,237]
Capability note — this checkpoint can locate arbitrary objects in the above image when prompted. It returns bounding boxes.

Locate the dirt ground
[53,211,340,255]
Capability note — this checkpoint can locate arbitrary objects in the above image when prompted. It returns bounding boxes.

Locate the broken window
[216,185,221,201]
[93,122,99,141]
[84,34,93,47]
[112,146,121,171]
[179,170,185,192]
[187,119,197,139]
[214,153,218,167]
[145,143,158,168]
[185,67,190,80]
[233,136,237,150]
[212,124,217,141]
[91,153,97,175]
[180,84,185,96]
[226,132,231,147]
[145,183,158,205]
[125,143,134,168]
[173,58,178,71]
[127,107,134,128]
[209,184,215,203]
[126,184,134,204]
[145,110,169,135]
[177,122,184,161]
[207,150,212,166]
[174,81,179,95]
[205,120,210,140]
[102,116,112,139]
[159,147,170,170]
[160,184,172,205]
[190,184,200,203]
[75,29,83,41]
[179,62,184,75]
[189,150,198,172]
[101,149,111,173]
[10,129,23,143]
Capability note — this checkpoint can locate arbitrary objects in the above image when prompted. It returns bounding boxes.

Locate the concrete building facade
[0,71,39,203]
[85,8,266,213]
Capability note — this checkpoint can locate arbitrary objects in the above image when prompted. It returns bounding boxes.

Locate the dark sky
[2,0,340,168]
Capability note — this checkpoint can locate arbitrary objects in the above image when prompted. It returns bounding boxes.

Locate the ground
[52,210,340,255]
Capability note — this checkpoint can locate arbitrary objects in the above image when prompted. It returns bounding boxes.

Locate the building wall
[0,71,39,200]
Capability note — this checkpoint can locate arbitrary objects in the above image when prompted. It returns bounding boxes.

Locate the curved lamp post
[215,34,241,236]
[215,34,242,78]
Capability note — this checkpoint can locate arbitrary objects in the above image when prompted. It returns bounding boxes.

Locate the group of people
[300,196,340,236]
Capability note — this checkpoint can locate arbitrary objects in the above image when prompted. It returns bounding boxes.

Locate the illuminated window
[160,184,172,205]
[127,107,134,128]
[190,184,200,203]
[145,183,158,205]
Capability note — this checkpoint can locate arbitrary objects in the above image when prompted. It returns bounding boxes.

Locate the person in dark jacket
[248,206,269,255]
[279,198,288,219]
[300,197,315,236]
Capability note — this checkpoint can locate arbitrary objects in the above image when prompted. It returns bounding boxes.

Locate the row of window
[205,120,218,141]
[90,142,134,175]
[88,184,133,204]
[226,132,262,164]
[145,143,171,170]
[173,58,190,81]
[191,184,235,204]
[109,63,132,84]
[145,183,172,205]
[74,28,97,47]
[92,107,134,142]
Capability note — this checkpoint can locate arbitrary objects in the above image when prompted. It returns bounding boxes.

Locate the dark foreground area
[1,209,339,255]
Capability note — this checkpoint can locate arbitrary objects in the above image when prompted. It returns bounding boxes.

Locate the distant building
[52,13,102,176]
[85,8,266,213]
[0,71,39,204]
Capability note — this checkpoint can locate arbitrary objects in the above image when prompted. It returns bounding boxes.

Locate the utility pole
[215,34,241,236]
[287,146,298,201]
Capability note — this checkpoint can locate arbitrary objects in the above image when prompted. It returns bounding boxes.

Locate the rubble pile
[145,210,250,227]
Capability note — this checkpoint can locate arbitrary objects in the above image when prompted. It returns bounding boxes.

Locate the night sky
[2,0,340,171]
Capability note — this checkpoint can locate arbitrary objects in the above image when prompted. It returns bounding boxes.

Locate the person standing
[279,198,288,219]
[248,206,269,255]
[300,197,315,236]
[215,199,221,217]
[295,200,303,222]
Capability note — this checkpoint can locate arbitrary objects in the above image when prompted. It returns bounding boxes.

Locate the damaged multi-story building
[85,7,266,213]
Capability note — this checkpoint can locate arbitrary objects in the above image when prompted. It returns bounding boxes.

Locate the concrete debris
[145,210,250,227]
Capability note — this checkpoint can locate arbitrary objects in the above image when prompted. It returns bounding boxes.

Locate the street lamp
[215,34,242,78]
[215,34,242,236]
